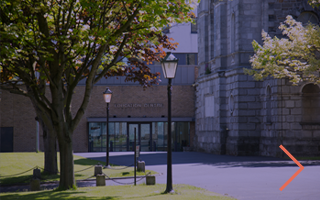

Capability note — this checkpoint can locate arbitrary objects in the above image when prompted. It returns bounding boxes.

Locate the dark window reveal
[191,18,197,33]
[0,127,13,152]
[186,54,195,65]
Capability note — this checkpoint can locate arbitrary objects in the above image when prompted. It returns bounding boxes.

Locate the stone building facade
[195,0,320,157]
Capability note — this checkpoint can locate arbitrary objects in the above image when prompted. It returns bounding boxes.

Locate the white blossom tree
[246,0,320,85]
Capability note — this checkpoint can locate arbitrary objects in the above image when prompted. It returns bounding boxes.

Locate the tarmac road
[76,151,320,200]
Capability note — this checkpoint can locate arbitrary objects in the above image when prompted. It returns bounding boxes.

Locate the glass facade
[88,122,190,152]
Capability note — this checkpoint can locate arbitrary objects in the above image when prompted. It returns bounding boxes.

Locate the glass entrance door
[127,123,152,151]
[140,124,151,151]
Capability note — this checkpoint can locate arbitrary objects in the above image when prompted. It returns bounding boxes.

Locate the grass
[0,184,236,200]
[284,156,320,160]
[0,153,156,185]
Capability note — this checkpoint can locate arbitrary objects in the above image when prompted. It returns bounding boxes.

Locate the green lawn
[0,184,236,200]
[0,153,155,185]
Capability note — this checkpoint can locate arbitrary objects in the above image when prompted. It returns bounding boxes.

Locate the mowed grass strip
[0,184,236,200]
[0,153,156,185]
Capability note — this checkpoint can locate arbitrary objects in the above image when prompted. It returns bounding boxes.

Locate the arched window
[230,13,235,53]
[229,94,234,114]
[266,86,271,123]
[302,84,320,123]
[297,12,319,26]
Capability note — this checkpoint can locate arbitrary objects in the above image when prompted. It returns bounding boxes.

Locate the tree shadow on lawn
[74,158,119,167]
[0,175,33,186]
[0,172,60,186]
[74,158,104,166]
[0,191,119,200]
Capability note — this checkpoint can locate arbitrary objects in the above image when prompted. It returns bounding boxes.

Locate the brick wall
[1,84,195,152]
[0,89,38,152]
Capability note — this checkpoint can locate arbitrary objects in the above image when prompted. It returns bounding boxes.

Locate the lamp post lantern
[103,87,113,168]
[161,52,178,193]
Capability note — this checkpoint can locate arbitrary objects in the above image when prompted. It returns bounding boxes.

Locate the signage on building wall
[90,127,100,130]
[113,103,163,108]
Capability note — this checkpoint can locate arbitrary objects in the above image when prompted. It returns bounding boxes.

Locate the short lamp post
[103,87,113,168]
[161,52,178,193]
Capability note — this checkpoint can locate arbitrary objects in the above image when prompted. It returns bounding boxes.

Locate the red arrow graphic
[279,145,304,191]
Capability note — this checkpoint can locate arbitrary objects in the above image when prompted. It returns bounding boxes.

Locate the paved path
[76,151,320,200]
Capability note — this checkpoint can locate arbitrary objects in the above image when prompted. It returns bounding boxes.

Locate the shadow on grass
[0,190,118,200]
[74,158,104,166]
[74,158,119,167]
[0,174,33,186]
[0,171,60,186]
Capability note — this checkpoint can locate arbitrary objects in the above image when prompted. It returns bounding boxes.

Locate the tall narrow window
[229,94,234,114]
[191,17,197,33]
[186,54,195,65]
[302,84,320,123]
[205,96,215,117]
[230,14,235,53]
[266,86,271,123]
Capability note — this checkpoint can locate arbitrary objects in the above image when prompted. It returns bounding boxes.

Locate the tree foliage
[246,1,320,85]
[0,0,195,189]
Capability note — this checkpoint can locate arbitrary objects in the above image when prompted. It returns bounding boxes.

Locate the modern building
[195,0,320,157]
[0,7,198,153]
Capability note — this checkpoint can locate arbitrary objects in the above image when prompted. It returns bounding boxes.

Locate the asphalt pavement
[75,151,320,200]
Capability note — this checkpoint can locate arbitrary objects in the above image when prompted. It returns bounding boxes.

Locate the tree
[0,0,195,189]
[34,103,59,175]
[246,0,320,85]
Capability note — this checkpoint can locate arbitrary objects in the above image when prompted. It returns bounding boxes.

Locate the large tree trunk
[32,97,58,175]
[42,120,58,175]
[58,135,75,189]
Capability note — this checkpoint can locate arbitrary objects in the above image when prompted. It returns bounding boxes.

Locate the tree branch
[94,34,128,84]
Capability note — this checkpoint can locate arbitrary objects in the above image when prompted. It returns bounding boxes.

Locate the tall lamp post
[161,52,178,193]
[103,87,113,168]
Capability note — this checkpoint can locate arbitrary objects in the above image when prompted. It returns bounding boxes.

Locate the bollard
[146,175,155,185]
[96,174,106,186]
[137,161,145,172]
[30,179,40,191]
[33,168,41,179]
[94,165,102,176]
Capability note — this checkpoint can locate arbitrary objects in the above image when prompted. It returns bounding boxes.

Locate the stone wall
[195,73,222,153]
[260,79,320,157]
[196,0,320,157]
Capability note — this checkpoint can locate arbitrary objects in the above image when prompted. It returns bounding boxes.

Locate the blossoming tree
[246,0,320,85]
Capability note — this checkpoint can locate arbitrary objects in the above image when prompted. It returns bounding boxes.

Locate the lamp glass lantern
[103,88,113,103]
[161,52,178,79]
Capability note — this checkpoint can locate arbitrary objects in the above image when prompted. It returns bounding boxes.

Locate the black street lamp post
[103,87,113,168]
[161,52,178,193]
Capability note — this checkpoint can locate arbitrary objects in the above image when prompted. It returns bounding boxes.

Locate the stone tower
[195,0,320,157]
